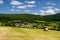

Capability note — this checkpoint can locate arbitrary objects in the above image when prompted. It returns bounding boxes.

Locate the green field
[0,26,60,40]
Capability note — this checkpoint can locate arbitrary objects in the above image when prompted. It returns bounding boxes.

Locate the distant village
[0,19,54,31]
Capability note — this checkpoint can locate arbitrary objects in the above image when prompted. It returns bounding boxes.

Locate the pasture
[0,26,60,40]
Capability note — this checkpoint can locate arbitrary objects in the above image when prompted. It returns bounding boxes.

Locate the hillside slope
[0,13,60,22]
[0,14,43,22]
[0,26,60,40]
[43,13,60,21]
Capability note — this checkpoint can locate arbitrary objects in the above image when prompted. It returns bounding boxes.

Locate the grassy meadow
[0,26,60,40]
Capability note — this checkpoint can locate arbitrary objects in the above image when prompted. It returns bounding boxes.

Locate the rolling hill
[0,26,60,40]
[0,13,60,22]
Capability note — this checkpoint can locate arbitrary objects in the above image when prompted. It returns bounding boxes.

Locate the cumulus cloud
[39,9,56,15]
[17,6,26,9]
[10,0,36,9]
[47,2,56,6]
[46,9,55,15]
[11,9,14,11]
[24,5,36,7]
[52,3,56,6]
[39,10,45,13]
[25,1,35,4]
[54,8,60,11]
[41,5,60,15]
[17,5,36,9]
[0,0,3,4]
[10,0,23,5]
[39,10,45,15]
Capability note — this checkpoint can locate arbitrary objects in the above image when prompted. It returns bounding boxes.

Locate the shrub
[37,24,43,29]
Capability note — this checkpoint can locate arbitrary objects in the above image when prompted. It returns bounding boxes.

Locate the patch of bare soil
[0,32,9,40]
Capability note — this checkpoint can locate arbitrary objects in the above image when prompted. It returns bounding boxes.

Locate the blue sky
[0,0,60,15]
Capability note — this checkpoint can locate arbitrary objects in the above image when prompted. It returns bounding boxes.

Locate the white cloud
[39,10,45,15]
[39,9,56,15]
[17,6,26,9]
[47,2,56,6]
[11,9,14,11]
[25,1,35,4]
[25,5,36,7]
[17,5,36,9]
[54,8,60,11]
[52,3,56,6]
[10,0,23,5]
[46,9,55,15]
[0,0,3,4]
[39,10,45,13]
[39,13,45,15]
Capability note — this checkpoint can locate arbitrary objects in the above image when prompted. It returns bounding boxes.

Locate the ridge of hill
[0,13,60,22]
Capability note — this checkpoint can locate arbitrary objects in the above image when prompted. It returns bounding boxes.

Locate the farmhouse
[21,24,33,28]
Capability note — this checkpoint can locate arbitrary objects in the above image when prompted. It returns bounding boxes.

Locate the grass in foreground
[0,26,60,40]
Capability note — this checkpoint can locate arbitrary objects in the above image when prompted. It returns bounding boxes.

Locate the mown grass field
[0,26,60,40]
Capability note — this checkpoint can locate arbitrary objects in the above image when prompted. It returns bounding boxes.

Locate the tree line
[0,13,60,31]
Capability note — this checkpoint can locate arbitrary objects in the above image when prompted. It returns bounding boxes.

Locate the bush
[55,23,60,31]
[37,24,43,29]
[32,23,38,29]
[48,22,57,30]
